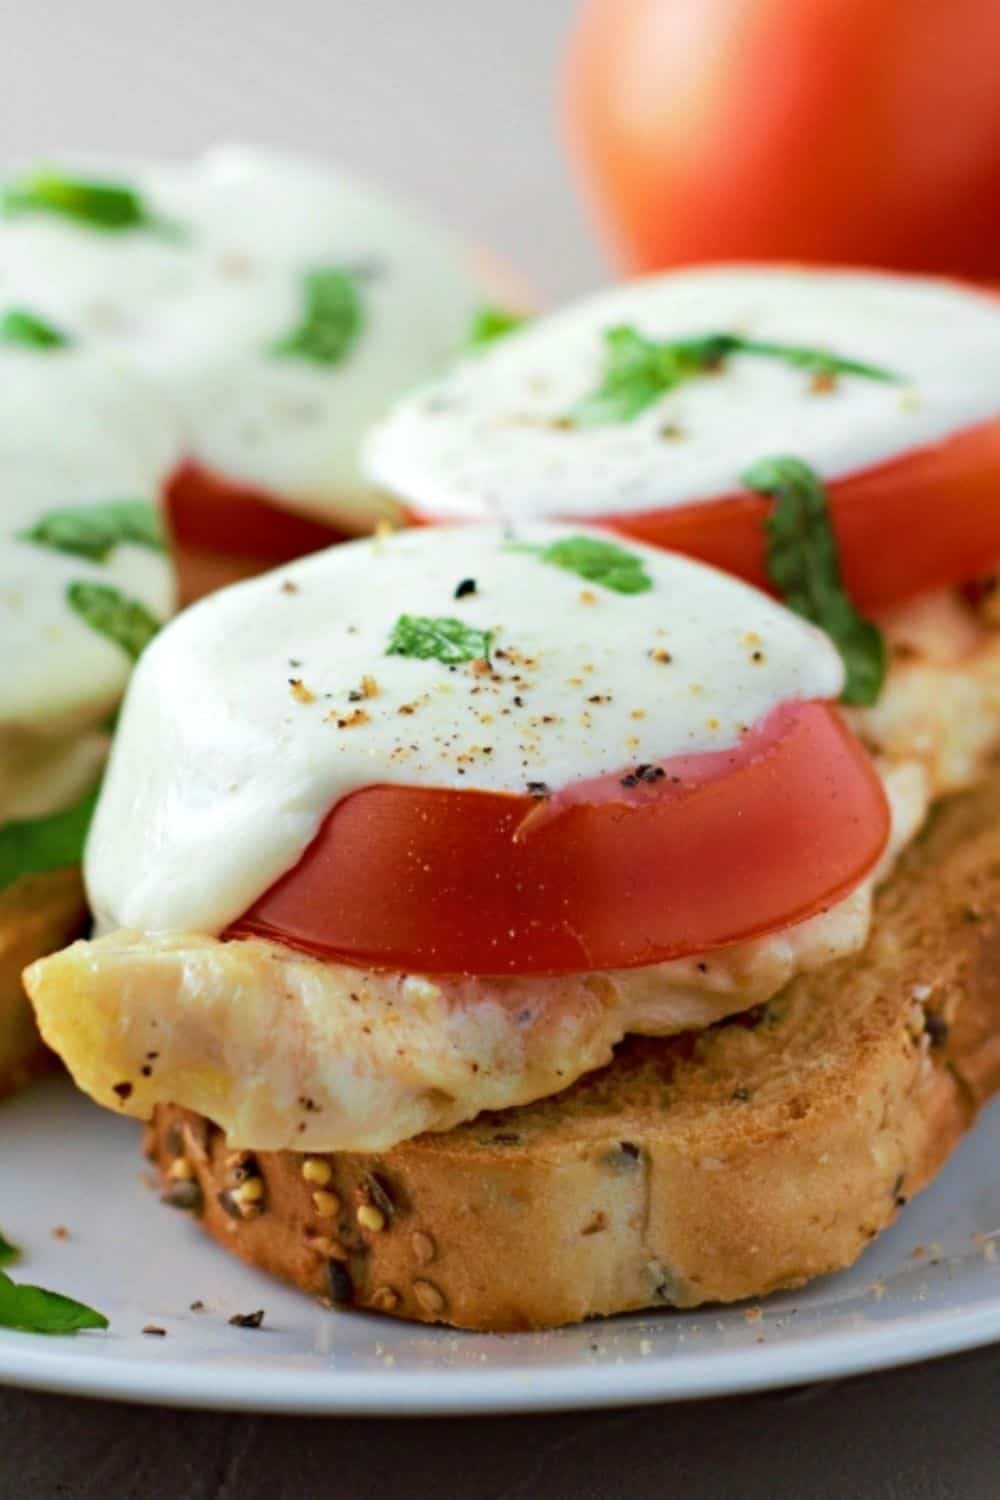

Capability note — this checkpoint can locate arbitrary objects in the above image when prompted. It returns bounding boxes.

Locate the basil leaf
[271,267,364,366]
[0,307,71,350]
[0,783,99,893]
[570,325,695,425]
[66,581,161,661]
[467,305,528,348]
[571,325,899,426]
[743,455,886,706]
[24,500,164,563]
[0,1269,108,1334]
[0,1234,20,1268]
[512,534,652,595]
[732,336,897,383]
[387,614,492,665]
[1,170,170,236]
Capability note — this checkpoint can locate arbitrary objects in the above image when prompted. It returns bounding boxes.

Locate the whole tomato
[562,0,1000,278]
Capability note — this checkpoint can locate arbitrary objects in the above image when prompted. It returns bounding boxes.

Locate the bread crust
[0,868,87,1097]
[148,772,1000,1331]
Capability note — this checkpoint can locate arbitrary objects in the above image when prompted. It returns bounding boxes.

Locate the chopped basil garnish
[66,582,161,661]
[743,455,885,706]
[1,170,171,236]
[512,534,652,595]
[271,267,364,366]
[467,305,528,347]
[24,500,164,563]
[0,783,99,893]
[0,1234,20,1268]
[0,1269,108,1335]
[570,325,898,426]
[722,335,897,384]
[387,614,492,665]
[0,307,71,350]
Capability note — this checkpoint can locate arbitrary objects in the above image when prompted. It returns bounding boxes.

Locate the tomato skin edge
[600,418,1000,612]
[228,702,890,978]
[404,416,1000,614]
[165,459,350,565]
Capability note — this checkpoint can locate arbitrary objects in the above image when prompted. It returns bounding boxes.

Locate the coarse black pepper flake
[454,578,477,599]
[327,1259,354,1305]
[229,1309,266,1329]
[526,781,550,798]
[112,1081,133,1102]
[142,1324,167,1337]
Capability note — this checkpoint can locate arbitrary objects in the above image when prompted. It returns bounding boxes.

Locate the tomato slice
[166,459,349,567]
[600,419,1000,612]
[228,702,889,977]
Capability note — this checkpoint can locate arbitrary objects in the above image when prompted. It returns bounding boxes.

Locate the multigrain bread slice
[0,869,87,1097]
[147,772,1000,1331]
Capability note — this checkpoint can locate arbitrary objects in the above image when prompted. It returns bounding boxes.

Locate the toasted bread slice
[0,868,87,1098]
[147,769,1000,1331]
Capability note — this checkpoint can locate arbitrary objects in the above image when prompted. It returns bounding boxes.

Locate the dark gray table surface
[1,1344,997,1499]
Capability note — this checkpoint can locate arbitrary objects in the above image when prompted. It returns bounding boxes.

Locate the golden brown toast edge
[145,768,1000,1330]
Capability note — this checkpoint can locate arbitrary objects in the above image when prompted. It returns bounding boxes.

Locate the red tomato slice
[228,702,889,977]
[406,418,1000,613]
[600,419,1000,612]
[166,460,349,567]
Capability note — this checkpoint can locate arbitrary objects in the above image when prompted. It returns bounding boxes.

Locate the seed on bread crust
[327,1259,354,1305]
[161,1180,203,1214]
[413,1280,446,1318]
[145,765,1000,1331]
[301,1157,332,1186]
[371,1285,400,1312]
[357,1204,386,1233]
[411,1231,436,1265]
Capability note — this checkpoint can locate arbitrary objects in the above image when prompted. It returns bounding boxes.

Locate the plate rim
[0,1302,998,1415]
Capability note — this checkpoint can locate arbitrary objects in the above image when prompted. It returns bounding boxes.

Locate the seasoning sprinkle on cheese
[87,522,842,935]
[365,266,1000,526]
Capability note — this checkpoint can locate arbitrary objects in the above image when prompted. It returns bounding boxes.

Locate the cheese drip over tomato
[87,523,849,950]
[367,265,1000,520]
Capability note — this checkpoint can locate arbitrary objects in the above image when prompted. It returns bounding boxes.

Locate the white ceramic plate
[0,1076,997,1414]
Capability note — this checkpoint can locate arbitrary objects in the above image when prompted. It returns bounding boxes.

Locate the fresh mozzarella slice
[364,265,1000,523]
[0,147,499,529]
[85,523,842,935]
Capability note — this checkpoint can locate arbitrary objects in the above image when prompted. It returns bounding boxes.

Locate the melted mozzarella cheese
[33,577,1000,1152]
[0,347,176,822]
[86,523,843,935]
[851,591,1000,795]
[0,147,494,528]
[20,754,927,1152]
[364,265,1000,523]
